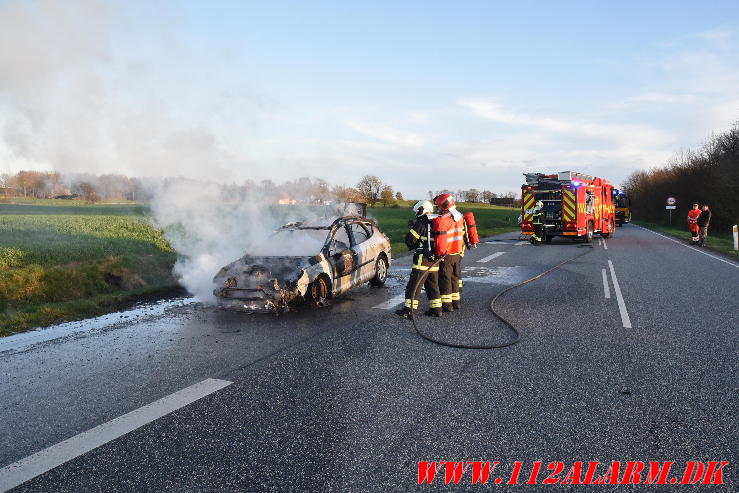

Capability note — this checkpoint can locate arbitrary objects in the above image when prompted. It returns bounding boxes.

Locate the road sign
[666,197,676,205]
[665,206,676,210]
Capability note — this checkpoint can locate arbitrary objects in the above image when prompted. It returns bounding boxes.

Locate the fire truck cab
[520,171,616,243]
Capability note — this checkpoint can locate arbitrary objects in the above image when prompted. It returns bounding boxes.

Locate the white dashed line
[0,378,233,492]
[477,252,506,263]
[515,241,528,245]
[601,268,611,299]
[608,260,632,328]
[602,238,608,250]
[634,224,739,268]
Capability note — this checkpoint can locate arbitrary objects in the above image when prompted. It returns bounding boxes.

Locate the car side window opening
[330,225,351,255]
[349,223,371,245]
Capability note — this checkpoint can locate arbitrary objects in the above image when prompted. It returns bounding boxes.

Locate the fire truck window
[586,190,595,214]
[349,223,371,245]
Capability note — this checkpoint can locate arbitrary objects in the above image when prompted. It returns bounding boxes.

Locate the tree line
[623,122,738,233]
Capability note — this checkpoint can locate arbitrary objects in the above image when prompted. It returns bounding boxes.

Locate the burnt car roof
[280,215,376,230]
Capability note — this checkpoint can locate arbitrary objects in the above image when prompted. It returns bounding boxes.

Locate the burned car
[213,215,391,312]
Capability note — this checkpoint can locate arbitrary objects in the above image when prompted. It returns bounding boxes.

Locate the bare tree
[482,190,496,203]
[75,182,100,203]
[355,175,383,205]
[395,191,404,201]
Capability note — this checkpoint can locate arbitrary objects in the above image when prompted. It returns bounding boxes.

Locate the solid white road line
[373,294,406,310]
[0,378,233,492]
[634,224,739,269]
[477,252,505,263]
[601,268,611,299]
[607,260,632,328]
[515,241,528,245]
[484,241,508,244]
[602,239,608,250]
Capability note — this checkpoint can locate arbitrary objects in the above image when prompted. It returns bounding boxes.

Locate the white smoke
[149,179,328,302]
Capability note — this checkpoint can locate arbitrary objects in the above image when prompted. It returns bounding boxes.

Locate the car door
[348,221,375,284]
[326,224,357,294]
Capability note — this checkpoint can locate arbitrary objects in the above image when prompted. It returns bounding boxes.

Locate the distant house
[276,192,297,205]
[0,187,15,197]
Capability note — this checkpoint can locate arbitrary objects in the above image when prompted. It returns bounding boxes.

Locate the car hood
[213,255,321,292]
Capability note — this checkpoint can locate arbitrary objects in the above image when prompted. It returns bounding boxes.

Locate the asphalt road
[1,225,737,492]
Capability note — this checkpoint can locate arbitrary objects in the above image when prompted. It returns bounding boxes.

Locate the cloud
[346,121,427,147]
[460,100,675,148]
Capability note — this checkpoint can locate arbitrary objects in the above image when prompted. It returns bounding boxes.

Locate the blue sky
[1,0,738,196]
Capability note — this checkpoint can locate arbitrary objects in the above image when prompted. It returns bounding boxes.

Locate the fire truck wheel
[585,222,594,243]
[600,220,614,238]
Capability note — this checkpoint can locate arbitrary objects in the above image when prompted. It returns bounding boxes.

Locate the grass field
[0,199,177,336]
[0,199,520,336]
[634,220,738,259]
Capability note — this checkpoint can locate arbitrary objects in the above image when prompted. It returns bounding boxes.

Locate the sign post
[666,197,677,225]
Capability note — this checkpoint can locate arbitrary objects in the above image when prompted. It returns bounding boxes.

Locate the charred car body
[213,215,391,312]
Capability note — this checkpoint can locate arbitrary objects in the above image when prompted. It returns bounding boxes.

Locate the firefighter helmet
[433,194,456,211]
[412,200,433,216]
[535,200,544,209]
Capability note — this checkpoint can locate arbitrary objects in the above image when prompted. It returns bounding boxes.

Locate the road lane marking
[602,239,608,250]
[601,268,611,299]
[0,378,233,492]
[484,241,508,244]
[477,252,505,263]
[515,241,528,245]
[373,294,406,309]
[634,225,739,269]
[608,260,632,328]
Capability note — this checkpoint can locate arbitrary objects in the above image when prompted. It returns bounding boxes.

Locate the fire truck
[520,171,616,242]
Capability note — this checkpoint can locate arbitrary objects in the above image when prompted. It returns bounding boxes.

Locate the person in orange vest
[433,194,465,312]
[687,203,701,244]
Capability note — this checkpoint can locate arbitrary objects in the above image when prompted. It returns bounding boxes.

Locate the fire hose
[407,245,594,349]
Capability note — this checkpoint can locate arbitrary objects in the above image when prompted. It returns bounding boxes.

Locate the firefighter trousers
[404,252,442,314]
[440,254,463,310]
[532,222,545,243]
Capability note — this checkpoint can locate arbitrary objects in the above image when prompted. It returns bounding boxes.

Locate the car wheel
[308,275,330,306]
[585,222,594,243]
[369,254,388,286]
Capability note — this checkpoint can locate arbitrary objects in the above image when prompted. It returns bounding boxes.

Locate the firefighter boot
[395,308,412,318]
[424,308,442,317]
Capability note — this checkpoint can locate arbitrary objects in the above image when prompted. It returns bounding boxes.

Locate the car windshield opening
[247,228,329,257]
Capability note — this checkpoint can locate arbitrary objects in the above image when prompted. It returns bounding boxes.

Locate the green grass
[368,203,520,255]
[634,220,738,259]
[0,199,177,336]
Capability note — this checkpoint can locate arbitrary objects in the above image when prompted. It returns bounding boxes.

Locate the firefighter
[396,200,443,318]
[697,204,711,247]
[530,200,546,245]
[433,194,464,312]
[687,203,701,244]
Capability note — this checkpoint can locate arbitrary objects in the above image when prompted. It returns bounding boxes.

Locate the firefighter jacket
[432,212,457,256]
[697,209,711,228]
[448,214,466,255]
[532,209,544,224]
[405,214,434,253]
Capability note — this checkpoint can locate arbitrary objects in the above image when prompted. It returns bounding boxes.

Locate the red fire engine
[520,171,616,242]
